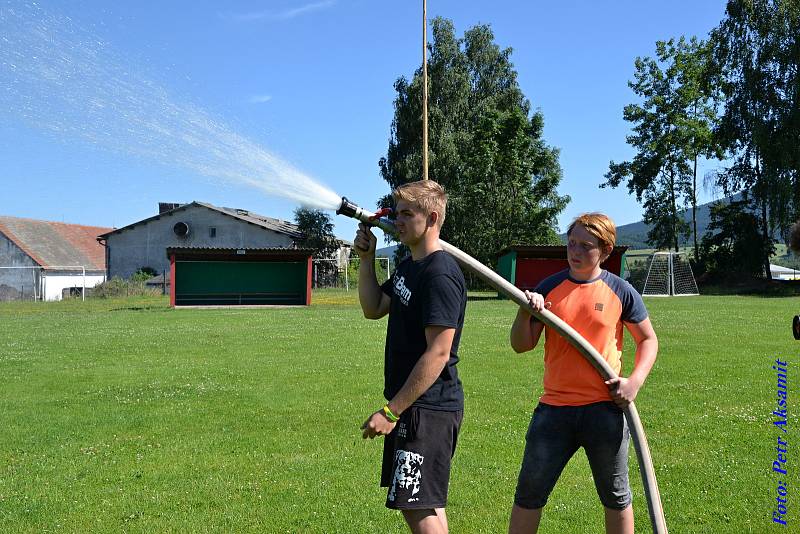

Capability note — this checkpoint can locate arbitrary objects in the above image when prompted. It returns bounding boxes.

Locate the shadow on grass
[467,292,500,301]
[108,298,172,312]
[698,277,800,298]
[110,306,172,312]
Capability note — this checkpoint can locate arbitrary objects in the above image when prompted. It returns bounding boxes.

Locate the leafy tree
[294,208,338,256]
[294,208,339,286]
[378,17,568,269]
[709,0,800,278]
[672,38,723,255]
[641,188,692,250]
[604,37,719,254]
[790,219,800,253]
[698,197,774,277]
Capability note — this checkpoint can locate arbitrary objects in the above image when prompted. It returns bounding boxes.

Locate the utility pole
[422,0,428,180]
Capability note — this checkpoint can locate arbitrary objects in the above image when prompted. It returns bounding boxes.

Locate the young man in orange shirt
[508,213,659,534]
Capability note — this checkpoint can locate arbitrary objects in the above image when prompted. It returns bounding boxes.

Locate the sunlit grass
[0,294,796,532]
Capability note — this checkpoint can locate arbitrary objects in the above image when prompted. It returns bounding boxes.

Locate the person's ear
[428,211,439,228]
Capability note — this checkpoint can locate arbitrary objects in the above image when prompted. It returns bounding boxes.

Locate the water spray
[335,197,668,534]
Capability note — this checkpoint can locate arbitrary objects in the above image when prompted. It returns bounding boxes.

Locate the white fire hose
[336,198,668,533]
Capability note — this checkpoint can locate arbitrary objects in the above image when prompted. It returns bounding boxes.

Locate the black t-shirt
[380,250,466,411]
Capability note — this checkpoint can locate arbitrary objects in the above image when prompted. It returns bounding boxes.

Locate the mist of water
[0,2,343,211]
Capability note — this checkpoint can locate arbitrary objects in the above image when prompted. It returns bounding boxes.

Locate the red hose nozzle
[370,208,393,220]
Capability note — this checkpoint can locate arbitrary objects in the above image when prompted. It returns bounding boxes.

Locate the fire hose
[337,198,668,533]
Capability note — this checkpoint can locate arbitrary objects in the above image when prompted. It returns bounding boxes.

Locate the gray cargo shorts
[514,401,632,510]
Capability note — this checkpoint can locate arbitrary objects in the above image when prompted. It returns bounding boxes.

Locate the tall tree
[294,208,338,256]
[603,37,718,254]
[673,38,723,256]
[379,18,568,268]
[709,0,800,278]
[294,208,339,285]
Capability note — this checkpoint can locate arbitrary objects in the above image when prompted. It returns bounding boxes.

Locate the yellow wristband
[382,405,399,423]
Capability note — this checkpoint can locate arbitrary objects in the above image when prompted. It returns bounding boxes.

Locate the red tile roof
[0,216,113,271]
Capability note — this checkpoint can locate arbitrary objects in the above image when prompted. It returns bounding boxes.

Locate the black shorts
[381,406,463,510]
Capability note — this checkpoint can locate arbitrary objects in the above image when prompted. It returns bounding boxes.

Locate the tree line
[604,0,799,279]
[300,1,798,284]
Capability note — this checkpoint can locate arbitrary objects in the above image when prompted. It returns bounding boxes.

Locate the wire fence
[1,258,395,301]
[0,265,104,301]
[624,254,651,294]
[312,257,394,290]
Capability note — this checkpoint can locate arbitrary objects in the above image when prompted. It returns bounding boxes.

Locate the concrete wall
[105,205,296,279]
[0,233,40,301]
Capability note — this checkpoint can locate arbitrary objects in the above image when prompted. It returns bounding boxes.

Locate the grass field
[1,291,798,532]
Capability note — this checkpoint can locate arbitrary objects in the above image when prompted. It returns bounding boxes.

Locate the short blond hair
[392,180,447,227]
[567,213,616,251]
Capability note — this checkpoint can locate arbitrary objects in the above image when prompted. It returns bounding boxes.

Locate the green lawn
[1,292,798,532]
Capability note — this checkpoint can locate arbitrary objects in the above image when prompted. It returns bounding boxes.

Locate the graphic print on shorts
[387,449,424,502]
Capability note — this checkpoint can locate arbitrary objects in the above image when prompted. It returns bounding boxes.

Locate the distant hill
[614,204,713,249]
[561,193,757,249]
[376,244,398,258]
[378,193,782,257]
[611,195,741,249]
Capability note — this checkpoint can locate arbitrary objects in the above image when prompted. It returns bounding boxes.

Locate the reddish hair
[567,213,616,251]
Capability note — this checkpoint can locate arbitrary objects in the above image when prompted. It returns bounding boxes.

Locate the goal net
[642,252,699,296]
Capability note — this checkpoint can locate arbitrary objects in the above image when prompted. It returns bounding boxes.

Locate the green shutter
[175,261,306,305]
[496,251,517,299]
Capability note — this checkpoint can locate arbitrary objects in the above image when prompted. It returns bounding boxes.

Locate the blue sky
[1,0,729,242]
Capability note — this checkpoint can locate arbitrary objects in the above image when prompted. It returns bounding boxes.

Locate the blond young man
[355,180,466,534]
[508,213,658,534]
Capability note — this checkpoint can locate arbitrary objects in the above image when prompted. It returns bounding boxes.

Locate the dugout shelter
[497,245,628,291]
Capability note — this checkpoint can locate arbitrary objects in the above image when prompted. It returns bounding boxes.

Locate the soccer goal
[641,252,699,296]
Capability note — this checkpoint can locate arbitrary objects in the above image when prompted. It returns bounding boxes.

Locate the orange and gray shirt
[532,269,648,406]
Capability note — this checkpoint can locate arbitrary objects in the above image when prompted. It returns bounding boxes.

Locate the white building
[770,263,800,281]
[0,216,112,301]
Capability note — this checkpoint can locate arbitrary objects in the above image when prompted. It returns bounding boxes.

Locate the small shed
[497,245,629,291]
[167,247,314,306]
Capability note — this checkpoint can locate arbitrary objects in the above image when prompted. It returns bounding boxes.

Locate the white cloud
[223,1,336,22]
[248,94,273,104]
